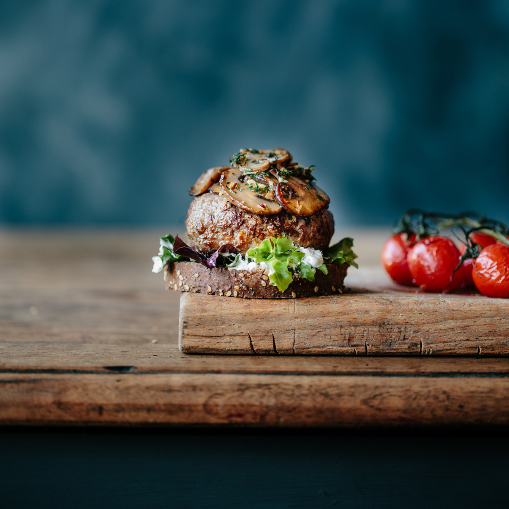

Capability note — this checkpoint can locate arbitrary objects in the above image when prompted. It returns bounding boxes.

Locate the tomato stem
[478,228,509,247]
[394,210,509,252]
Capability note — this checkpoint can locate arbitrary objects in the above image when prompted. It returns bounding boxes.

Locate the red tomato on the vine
[472,244,509,298]
[456,232,499,289]
[458,232,497,255]
[381,233,416,286]
[457,258,474,288]
[407,236,463,292]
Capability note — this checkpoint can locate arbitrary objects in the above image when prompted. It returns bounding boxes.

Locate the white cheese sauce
[228,259,273,274]
[228,247,324,274]
[152,237,175,273]
[298,247,324,268]
[152,256,163,273]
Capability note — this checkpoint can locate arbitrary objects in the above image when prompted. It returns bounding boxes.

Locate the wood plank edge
[2,373,509,427]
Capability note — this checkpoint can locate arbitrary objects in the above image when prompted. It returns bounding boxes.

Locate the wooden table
[2,229,509,509]
[2,228,509,428]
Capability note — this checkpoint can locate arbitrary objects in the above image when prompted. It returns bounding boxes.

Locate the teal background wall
[1,0,508,226]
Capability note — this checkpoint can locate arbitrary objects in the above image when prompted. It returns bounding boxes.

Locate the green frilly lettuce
[245,236,357,292]
[152,234,183,273]
[247,237,305,292]
[153,234,358,294]
[323,237,358,269]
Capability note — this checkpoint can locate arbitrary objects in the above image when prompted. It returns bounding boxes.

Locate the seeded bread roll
[165,261,348,299]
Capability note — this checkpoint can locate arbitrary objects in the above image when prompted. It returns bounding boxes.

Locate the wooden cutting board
[179,272,509,355]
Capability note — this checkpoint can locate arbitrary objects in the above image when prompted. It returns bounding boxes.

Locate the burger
[152,148,357,298]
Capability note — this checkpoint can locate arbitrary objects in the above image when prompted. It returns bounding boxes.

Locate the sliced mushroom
[285,164,314,179]
[189,166,229,196]
[261,148,292,167]
[242,177,277,202]
[275,175,330,216]
[209,182,223,195]
[230,148,292,173]
[251,172,279,201]
[238,149,272,172]
[220,168,282,215]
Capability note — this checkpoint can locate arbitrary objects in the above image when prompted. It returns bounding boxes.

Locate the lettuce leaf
[247,239,273,262]
[246,237,306,292]
[298,263,315,282]
[153,234,358,295]
[172,235,237,268]
[152,235,182,273]
[152,234,237,273]
[296,262,328,284]
[317,264,328,275]
[324,237,358,268]
[269,259,293,292]
[245,236,358,292]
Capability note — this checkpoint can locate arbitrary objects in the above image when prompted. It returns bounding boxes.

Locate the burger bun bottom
[165,262,348,299]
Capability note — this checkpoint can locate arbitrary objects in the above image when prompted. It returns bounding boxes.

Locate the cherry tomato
[472,243,509,298]
[456,258,474,288]
[458,232,497,255]
[456,232,498,289]
[407,236,462,292]
[381,233,416,286]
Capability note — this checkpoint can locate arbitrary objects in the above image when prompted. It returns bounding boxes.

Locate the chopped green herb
[246,181,268,194]
[303,168,316,181]
[230,152,247,166]
[226,182,238,194]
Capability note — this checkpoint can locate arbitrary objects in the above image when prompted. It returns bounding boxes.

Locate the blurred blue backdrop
[1,0,508,227]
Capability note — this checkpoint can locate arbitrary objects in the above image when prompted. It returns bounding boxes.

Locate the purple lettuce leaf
[206,243,238,268]
[173,235,237,268]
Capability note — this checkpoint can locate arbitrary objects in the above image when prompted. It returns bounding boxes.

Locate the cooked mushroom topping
[239,150,271,172]
[242,172,279,201]
[262,148,292,167]
[230,148,292,173]
[220,167,282,215]
[209,182,223,195]
[275,174,330,216]
[190,148,330,218]
[189,166,229,196]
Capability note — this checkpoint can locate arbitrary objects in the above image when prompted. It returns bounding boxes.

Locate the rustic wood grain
[4,341,509,374]
[2,228,509,426]
[180,288,509,355]
[2,372,509,427]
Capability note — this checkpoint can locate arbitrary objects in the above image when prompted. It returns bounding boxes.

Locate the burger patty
[186,193,334,254]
